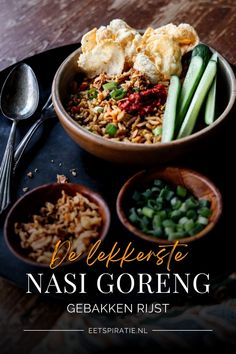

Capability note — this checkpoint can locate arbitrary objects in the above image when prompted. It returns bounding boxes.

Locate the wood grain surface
[0,0,236,71]
[0,0,235,353]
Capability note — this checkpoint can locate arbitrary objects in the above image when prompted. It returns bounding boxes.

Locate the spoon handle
[13,116,44,169]
[13,107,55,169]
[0,120,17,213]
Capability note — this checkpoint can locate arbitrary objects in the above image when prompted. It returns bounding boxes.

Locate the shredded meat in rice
[66,69,169,144]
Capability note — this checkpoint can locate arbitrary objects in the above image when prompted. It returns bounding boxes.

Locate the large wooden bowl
[52,46,236,165]
[116,167,222,244]
[4,183,110,267]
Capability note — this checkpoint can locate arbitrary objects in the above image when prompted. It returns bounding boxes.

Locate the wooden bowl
[4,183,110,267]
[116,167,222,244]
[52,45,236,165]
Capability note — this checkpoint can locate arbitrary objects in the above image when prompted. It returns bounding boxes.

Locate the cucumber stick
[210,52,218,61]
[162,76,181,142]
[191,44,211,67]
[177,59,217,139]
[176,56,204,131]
[205,77,217,125]
[204,53,218,125]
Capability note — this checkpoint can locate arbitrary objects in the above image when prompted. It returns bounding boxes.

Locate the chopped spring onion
[110,88,126,100]
[152,127,163,136]
[199,199,210,208]
[87,88,98,100]
[128,179,212,241]
[93,106,104,113]
[198,207,212,217]
[142,207,154,218]
[105,123,117,136]
[103,81,118,91]
[176,185,187,198]
[197,216,209,225]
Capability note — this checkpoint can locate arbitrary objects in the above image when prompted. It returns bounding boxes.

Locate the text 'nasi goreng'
[66,19,199,144]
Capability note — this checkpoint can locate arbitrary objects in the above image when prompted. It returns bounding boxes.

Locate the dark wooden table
[0,1,236,353]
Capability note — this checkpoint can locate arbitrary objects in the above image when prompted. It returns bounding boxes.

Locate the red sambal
[118,84,167,116]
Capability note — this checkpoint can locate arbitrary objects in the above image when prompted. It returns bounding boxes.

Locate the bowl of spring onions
[116,167,222,244]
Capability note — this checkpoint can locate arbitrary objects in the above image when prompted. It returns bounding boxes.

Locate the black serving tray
[0,44,235,304]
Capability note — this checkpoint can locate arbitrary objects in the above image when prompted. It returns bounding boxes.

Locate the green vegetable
[105,123,117,136]
[162,76,181,142]
[128,179,212,240]
[154,179,164,187]
[189,223,204,235]
[176,185,187,198]
[205,77,217,125]
[132,191,141,202]
[197,216,209,225]
[176,56,204,132]
[171,197,182,210]
[210,53,218,61]
[198,207,212,217]
[103,81,118,91]
[184,219,195,232]
[129,209,139,223]
[93,106,104,113]
[191,44,211,67]
[153,127,162,136]
[151,227,163,237]
[110,88,126,100]
[162,219,175,228]
[166,190,175,201]
[142,189,152,198]
[204,53,218,125]
[87,88,98,100]
[179,202,187,212]
[153,214,162,228]
[159,210,168,220]
[168,232,186,241]
[185,197,199,209]
[186,209,197,220]
[199,199,210,208]
[170,210,182,221]
[142,207,154,218]
[179,217,189,225]
[177,58,217,138]
[147,199,156,209]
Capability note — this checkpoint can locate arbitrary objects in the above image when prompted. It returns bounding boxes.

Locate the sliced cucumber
[177,59,217,139]
[205,77,217,125]
[204,53,217,125]
[162,76,181,142]
[210,52,218,61]
[191,44,211,67]
[176,56,204,132]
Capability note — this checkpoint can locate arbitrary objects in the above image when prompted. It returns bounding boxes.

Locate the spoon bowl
[1,64,39,120]
[0,63,39,213]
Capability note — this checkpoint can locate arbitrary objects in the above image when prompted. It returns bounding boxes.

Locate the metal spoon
[13,94,55,170]
[0,63,39,213]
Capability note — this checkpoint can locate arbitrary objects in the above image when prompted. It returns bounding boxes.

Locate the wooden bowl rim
[116,167,223,244]
[4,183,110,267]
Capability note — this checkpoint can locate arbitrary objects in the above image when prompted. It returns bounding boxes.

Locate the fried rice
[66,69,169,144]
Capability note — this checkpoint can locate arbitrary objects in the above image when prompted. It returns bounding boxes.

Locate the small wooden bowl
[4,183,110,266]
[116,167,222,244]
